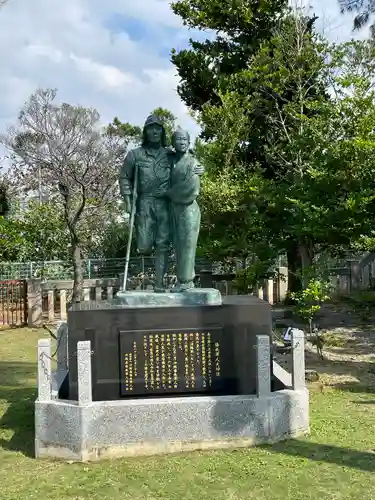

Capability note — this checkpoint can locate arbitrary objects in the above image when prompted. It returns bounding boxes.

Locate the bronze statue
[119,117,203,292]
[167,128,202,291]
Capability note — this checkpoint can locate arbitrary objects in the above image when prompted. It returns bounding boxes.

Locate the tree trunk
[299,243,313,288]
[285,240,314,303]
[284,241,303,304]
[71,238,83,303]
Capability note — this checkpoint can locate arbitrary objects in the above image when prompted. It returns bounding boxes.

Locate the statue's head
[172,127,190,153]
[142,114,167,147]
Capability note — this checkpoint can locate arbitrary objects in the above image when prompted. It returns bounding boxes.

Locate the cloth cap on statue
[144,115,164,128]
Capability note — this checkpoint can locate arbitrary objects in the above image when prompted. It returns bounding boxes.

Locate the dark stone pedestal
[67,295,273,401]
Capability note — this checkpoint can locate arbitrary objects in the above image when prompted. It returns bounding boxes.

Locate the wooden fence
[25,255,375,326]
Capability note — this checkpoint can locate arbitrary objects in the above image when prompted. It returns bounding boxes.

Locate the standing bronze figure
[119,117,204,293]
[167,127,203,291]
[120,115,171,292]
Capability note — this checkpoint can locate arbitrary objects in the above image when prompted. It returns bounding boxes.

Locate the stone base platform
[35,389,309,461]
[114,288,222,307]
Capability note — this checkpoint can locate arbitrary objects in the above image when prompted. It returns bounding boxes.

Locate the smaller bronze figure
[167,127,203,292]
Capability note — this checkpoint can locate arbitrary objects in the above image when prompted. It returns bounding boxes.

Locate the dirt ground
[274,304,375,391]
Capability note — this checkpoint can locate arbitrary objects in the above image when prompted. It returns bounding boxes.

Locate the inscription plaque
[119,328,227,396]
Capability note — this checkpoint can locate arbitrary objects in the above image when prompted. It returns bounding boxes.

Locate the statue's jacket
[119,146,171,198]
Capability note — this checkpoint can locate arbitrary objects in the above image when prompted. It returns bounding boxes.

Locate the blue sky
[0,0,370,155]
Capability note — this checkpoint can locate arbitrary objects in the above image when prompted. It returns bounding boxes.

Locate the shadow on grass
[0,361,36,388]
[0,324,28,331]
[0,361,36,458]
[261,439,375,472]
[332,381,375,393]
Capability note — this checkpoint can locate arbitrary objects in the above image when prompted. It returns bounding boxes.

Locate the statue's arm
[119,150,135,197]
[168,175,200,204]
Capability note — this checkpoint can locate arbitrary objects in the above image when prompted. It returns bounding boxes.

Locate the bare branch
[0,87,127,301]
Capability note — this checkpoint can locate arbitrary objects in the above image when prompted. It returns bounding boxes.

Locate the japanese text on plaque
[123,331,221,392]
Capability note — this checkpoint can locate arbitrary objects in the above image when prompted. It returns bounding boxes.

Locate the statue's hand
[123,195,132,214]
[193,163,205,176]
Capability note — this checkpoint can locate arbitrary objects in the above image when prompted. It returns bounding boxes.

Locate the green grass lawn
[1,329,375,500]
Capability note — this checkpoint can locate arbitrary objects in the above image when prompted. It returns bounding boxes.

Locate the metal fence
[0,253,354,282]
[0,257,215,281]
[0,256,289,281]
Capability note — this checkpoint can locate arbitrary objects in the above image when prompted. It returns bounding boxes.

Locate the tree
[0,216,24,262]
[0,199,71,265]
[172,4,330,291]
[176,4,375,295]
[171,0,288,118]
[238,12,331,292]
[106,118,142,146]
[2,89,125,301]
[170,1,322,266]
[13,199,71,262]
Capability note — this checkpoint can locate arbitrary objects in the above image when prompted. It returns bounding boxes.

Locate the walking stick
[122,164,139,291]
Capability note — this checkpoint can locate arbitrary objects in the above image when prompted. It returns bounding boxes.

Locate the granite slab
[35,389,309,461]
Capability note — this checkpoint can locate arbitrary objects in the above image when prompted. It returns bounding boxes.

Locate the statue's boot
[171,280,195,293]
[154,251,168,292]
[180,281,195,291]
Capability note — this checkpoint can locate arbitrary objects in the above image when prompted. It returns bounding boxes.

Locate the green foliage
[106,117,142,144]
[173,2,375,282]
[0,216,24,261]
[93,219,130,259]
[195,13,333,250]
[290,277,332,332]
[171,6,329,274]
[171,0,288,113]
[20,200,71,261]
[194,90,280,260]
[232,258,276,294]
[0,200,71,262]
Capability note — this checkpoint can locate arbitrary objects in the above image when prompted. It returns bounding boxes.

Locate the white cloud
[307,0,371,41]
[69,55,136,89]
[0,0,371,165]
[102,0,183,29]
[0,0,197,140]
